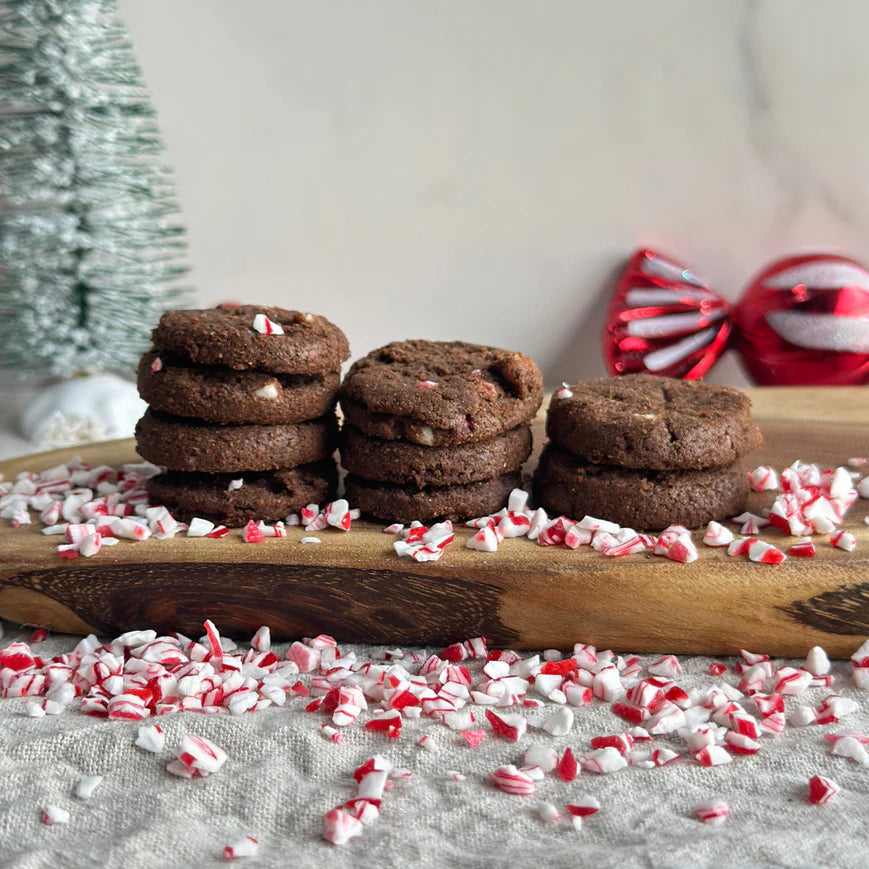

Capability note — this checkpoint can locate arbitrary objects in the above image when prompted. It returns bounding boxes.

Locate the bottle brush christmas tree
[0,0,193,445]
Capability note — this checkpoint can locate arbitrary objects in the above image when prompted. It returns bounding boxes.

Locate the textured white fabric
[0,621,867,869]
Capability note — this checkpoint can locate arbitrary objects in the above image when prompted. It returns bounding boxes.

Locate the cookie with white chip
[138,352,339,424]
[151,305,350,374]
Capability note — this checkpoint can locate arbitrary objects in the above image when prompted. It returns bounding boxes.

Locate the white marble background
[116,0,869,388]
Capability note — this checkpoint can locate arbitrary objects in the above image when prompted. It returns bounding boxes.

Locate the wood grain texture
[1,387,867,656]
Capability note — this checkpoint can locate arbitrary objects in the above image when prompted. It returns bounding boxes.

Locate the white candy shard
[135,723,165,753]
[187,517,215,537]
[42,805,70,825]
[74,775,103,800]
[805,646,831,677]
[541,707,574,736]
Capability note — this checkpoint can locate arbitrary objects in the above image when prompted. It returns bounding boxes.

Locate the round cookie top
[152,305,350,374]
[547,374,761,470]
[340,340,543,445]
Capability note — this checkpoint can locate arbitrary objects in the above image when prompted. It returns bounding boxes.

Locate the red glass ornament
[734,254,869,386]
[604,249,869,386]
[604,249,731,380]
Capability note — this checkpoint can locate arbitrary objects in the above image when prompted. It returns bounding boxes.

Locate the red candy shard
[484,708,527,741]
[540,659,578,676]
[808,774,839,805]
[459,729,486,748]
[0,643,35,671]
[565,796,600,817]
[243,520,265,544]
[557,747,578,782]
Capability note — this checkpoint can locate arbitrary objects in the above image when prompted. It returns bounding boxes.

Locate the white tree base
[20,374,147,452]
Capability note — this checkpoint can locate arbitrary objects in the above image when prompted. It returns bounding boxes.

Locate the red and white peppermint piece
[325,499,352,531]
[787,538,816,558]
[135,723,165,753]
[581,747,628,774]
[252,313,284,335]
[178,733,227,774]
[42,805,70,825]
[322,807,363,845]
[223,836,259,860]
[830,530,857,551]
[760,712,785,735]
[808,775,839,805]
[666,533,698,564]
[830,736,869,764]
[206,525,230,538]
[648,655,682,678]
[243,520,265,544]
[702,521,734,547]
[151,356,163,373]
[565,796,601,817]
[694,799,729,825]
[490,765,536,795]
[187,517,215,537]
[485,708,527,741]
[694,745,731,766]
[466,526,500,552]
[724,732,760,755]
[382,523,404,535]
[749,466,779,492]
[748,540,786,564]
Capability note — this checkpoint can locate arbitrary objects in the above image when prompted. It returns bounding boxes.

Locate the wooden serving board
[1,387,867,656]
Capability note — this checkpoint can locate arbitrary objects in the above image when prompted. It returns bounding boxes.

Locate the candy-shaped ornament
[605,249,869,385]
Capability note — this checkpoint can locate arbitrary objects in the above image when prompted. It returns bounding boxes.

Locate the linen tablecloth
[1,619,867,869]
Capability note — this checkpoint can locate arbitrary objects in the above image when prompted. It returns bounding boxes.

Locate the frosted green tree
[0,0,192,378]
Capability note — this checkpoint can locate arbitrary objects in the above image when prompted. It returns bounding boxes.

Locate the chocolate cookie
[533,444,749,531]
[546,374,761,470]
[138,352,340,424]
[340,424,532,488]
[135,410,338,473]
[340,340,543,446]
[146,462,338,526]
[151,306,350,374]
[344,471,523,524]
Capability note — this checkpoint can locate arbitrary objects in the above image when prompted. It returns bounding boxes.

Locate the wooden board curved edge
[2,556,867,657]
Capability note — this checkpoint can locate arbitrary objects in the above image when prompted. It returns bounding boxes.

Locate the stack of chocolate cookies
[135,305,350,526]
[533,374,761,531]
[339,340,543,523]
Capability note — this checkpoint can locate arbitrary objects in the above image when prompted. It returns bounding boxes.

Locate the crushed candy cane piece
[491,765,536,795]
[830,530,857,551]
[74,775,103,800]
[702,521,733,547]
[694,799,729,825]
[42,805,70,825]
[223,836,259,859]
[252,313,284,335]
[808,775,839,805]
[135,723,165,753]
[322,807,363,845]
